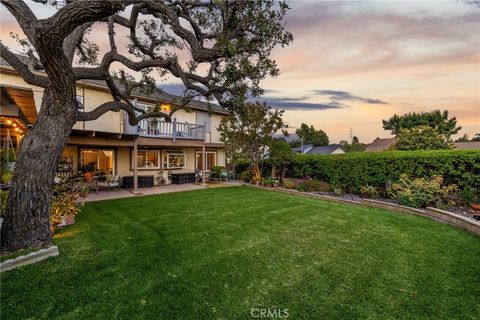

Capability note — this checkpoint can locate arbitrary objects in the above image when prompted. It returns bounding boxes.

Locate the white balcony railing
[124,118,205,141]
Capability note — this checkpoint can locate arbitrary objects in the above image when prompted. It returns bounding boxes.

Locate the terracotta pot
[470,203,480,211]
[83,172,93,182]
[50,224,57,236]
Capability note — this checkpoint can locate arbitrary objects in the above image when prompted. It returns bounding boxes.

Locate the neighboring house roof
[365,137,396,152]
[306,144,345,155]
[292,144,314,154]
[454,141,480,150]
[0,56,228,115]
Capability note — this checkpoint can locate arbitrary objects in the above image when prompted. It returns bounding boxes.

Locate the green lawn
[1,187,479,319]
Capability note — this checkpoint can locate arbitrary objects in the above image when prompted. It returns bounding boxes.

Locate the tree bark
[1,86,77,252]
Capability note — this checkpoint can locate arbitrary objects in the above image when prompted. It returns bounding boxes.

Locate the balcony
[124,118,206,141]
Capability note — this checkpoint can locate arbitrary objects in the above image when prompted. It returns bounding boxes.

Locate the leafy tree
[340,136,365,152]
[383,110,461,137]
[471,133,480,142]
[219,102,286,182]
[391,126,453,151]
[269,140,294,181]
[295,123,329,146]
[455,133,470,142]
[0,0,292,252]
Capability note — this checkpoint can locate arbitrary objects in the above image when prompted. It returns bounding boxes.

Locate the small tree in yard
[0,0,292,252]
[295,123,329,146]
[269,140,294,182]
[391,125,454,151]
[219,102,286,182]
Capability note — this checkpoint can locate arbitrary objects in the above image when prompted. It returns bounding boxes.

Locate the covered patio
[81,181,241,202]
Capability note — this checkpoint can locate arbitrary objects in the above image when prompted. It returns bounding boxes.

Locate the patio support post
[133,139,139,193]
[201,143,206,186]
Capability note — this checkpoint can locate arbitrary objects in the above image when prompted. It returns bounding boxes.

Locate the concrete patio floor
[82,181,242,202]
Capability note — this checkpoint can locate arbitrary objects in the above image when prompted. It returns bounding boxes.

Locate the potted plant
[0,147,16,172]
[50,184,88,235]
[79,162,96,182]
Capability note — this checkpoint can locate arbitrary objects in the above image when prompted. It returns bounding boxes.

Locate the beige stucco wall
[1,70,226,140]
[115,147,224,186]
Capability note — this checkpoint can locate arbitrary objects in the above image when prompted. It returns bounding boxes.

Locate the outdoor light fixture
[161,103,171,113]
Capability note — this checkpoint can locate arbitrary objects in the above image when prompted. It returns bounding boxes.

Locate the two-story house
[0,58,228,189]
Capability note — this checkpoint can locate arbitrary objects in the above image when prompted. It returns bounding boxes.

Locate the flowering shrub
[390,174,457,208]
[51,184,88,226]
[360,185,379,199]
[296,180,331,192]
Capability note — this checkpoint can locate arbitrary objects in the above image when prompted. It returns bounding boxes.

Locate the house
[0,58,228,189]
[307,144,345,155]
[365,137,396,152]
[292,144,314,154]
[453,141,480,150]
[365,137,480,151]
[293,144,345,155]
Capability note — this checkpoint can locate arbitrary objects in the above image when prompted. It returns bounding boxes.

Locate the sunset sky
[1,0,479,143]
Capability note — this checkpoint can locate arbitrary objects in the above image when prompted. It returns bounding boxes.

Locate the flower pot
[83,172,93,182]
[50,224,57,236]
[470,203,480,211]
[59,215,75,227]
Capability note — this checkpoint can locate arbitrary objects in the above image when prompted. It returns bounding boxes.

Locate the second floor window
[137,150,160,169]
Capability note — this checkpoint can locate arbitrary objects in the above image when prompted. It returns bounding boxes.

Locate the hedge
[292,150,480,193]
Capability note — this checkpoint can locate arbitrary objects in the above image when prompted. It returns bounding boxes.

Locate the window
[136,150,160,169]
[80,149,114,174]
[163,151,186,169]
[196,151,216,171]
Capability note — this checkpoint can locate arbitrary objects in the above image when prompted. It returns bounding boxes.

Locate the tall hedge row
[292,150,480,193]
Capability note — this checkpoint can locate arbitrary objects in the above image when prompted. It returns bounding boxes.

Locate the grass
[1,186,479,319]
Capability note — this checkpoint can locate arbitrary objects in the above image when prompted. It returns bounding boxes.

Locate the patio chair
[96,174,120,193]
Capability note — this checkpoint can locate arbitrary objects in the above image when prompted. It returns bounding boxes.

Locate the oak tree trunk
[1,85,77,252]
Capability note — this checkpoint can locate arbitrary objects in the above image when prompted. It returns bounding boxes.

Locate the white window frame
[136,150,161,169]
[163,150,186,169]
[195,151,217,171]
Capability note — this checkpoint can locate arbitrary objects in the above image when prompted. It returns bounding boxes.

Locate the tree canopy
[340,136,365,152]
[382,110,461,137]
[391,126,453,151]
[219,102,286,181]
[294,123,329,146]
[269,140,294,180]
[0,0,293,252]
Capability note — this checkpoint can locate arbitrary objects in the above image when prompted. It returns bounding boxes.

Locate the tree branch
[0,43,50,87]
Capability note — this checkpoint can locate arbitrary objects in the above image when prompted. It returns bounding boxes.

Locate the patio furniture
[171,173,195,184]
[96,175,120,193]
[122,175,154,188]
[210,167,229,182]
[195,170,210,183]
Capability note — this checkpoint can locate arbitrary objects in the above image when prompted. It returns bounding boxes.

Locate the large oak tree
[0,0,292,252]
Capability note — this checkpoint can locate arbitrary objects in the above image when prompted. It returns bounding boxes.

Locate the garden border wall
[252,186,480,236]
[0,246,59,272]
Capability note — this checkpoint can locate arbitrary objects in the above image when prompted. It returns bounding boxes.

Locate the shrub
[51,184,88,226]
[457,186,476,205]
[296,180,331,192]
[282,180,296,189]
[292,150,480,194]
[390,174,457,208]
[360,185,379,199]
[261,178,278,187]
[239,170,253,182]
